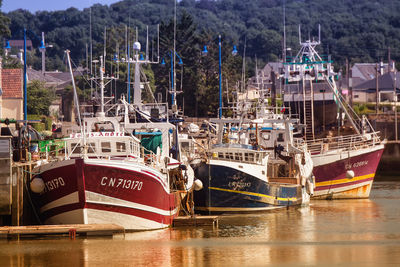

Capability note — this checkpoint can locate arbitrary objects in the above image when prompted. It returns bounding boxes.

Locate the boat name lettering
[345,160,368,170]
[44,177,65,192]
[228,181,251,189]
[101,177,143,190]
[70,132,124,138]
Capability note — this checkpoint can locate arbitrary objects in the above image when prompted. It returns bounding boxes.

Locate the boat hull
[311,144,384,199]
[193,160,305,213]
[31,158,180,230]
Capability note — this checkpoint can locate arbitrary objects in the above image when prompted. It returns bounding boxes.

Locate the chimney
[18,51,23,64]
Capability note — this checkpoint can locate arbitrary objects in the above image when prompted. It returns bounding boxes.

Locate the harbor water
[1,179,400,266]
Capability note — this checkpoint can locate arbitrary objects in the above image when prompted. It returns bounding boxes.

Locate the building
[354,71,400,104]
[351,63,390,88]
[244,62,284,101]
[7,40,33,51]
[0,59,23,121]
[27,68,84,120]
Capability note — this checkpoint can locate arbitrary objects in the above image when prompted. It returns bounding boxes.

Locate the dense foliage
[0,0,10,38]
[27,81,55,116]
[5,0,400,116]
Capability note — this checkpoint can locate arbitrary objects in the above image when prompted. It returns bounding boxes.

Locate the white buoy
[30,178,45,193]
[194,179,203,191]
[346,170,355,179]
[306,178,314,195]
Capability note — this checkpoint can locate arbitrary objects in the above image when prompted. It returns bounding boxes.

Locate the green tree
[0,0,10,39]
[27,80,55,116]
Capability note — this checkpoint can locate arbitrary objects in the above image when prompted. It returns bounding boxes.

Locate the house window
[354,95,359,99]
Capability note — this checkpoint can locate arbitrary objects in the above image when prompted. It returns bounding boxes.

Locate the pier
[173,215,219,228]
[0,224,125,239]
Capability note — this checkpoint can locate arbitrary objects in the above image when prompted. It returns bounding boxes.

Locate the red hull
[312,145,384,199]
[32,159,181,230]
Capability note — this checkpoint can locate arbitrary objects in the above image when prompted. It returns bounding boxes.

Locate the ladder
[302,79,315,140]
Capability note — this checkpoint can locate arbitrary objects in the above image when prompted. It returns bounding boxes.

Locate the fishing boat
[29,50,196,230]
[193,116,314,213]
[282,26,385,199]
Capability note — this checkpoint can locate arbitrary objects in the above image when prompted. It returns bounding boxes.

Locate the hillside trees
[5,0,400,116]
[0,0,10,41]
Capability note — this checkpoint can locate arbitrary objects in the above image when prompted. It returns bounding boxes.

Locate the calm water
[1,180,400,267]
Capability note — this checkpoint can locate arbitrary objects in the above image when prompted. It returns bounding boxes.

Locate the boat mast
[284,25,362,135]
[65,50,83,131]
[98,55,105,117]
[172,0,177,110]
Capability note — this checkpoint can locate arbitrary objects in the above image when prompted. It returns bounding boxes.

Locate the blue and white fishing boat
[193,115,314,213]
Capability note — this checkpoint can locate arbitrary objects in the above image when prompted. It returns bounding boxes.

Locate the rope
[20,167,41,176]
[19,166,43,224]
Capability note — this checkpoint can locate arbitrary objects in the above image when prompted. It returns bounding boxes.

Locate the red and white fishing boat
[306,127,384,199]
[282,26,385,199]
[32,119,193,230]
[30,51,196,230]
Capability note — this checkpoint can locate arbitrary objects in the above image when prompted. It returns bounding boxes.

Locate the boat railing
[62,136,142,160]
[38,139,67,161]
[208,148,267,165]
[140,146,159,165]
[292,138,307,150]
[304,132,381,155]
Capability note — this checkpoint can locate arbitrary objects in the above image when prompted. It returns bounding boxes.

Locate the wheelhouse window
[235,153,241,161]
[88,143,96,153]
[116,142,126,152]
[71,143,81,154]
[277,133,284,142]
[262,133,270,140]
[248,153,254,162]
[101,142,111,153]
[92,121,115,132]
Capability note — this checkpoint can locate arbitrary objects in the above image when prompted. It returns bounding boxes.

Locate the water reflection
[1,182,399,266]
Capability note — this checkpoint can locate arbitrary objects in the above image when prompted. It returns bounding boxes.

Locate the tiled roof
[8,40,33,50]
[2,69,23,99]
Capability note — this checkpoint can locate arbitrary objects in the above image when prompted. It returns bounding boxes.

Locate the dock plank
[0,224,125,237]
[173,216,219,228]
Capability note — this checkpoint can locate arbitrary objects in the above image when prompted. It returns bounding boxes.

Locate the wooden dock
[0,224,125,239]
[173,215,219,228]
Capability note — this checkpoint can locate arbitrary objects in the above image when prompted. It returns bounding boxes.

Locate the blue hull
[194,162,303,213]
